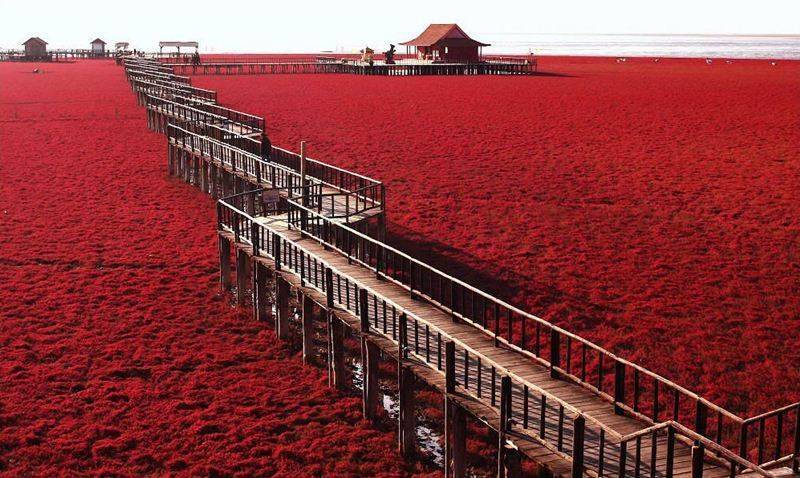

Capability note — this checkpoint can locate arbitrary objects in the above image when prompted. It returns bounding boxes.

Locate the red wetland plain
[0,55,798,475]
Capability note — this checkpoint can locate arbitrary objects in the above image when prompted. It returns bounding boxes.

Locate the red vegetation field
[194,56,800,415]
[0,60,421,476]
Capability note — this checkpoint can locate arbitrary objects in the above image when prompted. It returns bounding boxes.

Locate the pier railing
[218,191,793,477]
[131,78,217,104]
[270,146,384,211]
[276,196,799,474]
[171,95,265,132]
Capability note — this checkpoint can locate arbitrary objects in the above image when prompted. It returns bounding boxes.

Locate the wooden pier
[169,60,537,76]
[121,56,799,478]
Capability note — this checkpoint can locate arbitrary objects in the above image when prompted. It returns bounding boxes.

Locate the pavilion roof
[23,37,47,46]
[91,38,106,44]
[400,24,489,48]
[159,41,198,48]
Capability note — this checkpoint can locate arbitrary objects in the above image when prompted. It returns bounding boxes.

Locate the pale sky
[3,0,799,52]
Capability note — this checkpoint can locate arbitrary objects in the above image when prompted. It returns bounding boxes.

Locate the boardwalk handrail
[130,78,217,103]
[218,194,790,478]
[278,197,799,472]
[171,95,265,131]
[270,146,384,209]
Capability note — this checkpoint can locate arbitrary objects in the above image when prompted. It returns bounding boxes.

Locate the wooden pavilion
[23,37,48,59]
[159,41,199,56]
[91,38,106,56]
[400,24,489,63]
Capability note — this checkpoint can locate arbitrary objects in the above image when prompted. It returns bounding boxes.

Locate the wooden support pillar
[360,289,379,421]
[398,365,416,458]
[328,312,346,390]
[200,159,208,193]
[218,235,231,291]
[183,152,192,183]
[444,341,466,478]
[397,313,415,457]
[236,248,250,306]
[210,165,219,198]
[253,261,272,322]
[445,398,467,478]
[301,293,315,365]
[222,171,232,197]
[275,273,290,340]
[167,144,175,175]
[498,375,514,478]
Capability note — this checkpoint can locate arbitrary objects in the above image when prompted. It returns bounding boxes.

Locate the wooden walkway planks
[254,214,735,478]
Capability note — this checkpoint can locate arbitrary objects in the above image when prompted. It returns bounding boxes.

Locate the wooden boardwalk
[168,60,538,76]
[120,55,799,478]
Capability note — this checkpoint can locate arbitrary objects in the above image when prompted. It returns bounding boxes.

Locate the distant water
[480,34,800,59]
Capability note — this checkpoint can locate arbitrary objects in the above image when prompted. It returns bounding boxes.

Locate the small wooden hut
[23,37,48,58]
[91,38,106,56]
[400,24,489,63]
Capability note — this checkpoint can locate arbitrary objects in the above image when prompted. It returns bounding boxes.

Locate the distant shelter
[159,41,198,57]
[23,37,48,59]
[91,38,106,56]
[400,24,489,63]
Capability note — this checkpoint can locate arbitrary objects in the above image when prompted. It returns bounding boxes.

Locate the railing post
[695,401,708,437]
[618,440,628,478]
[793,408,799,473]
[666,426,675,478]
[739,423,748,469]
[325,268,334,308]
[273,232,281,271]
[614,361,626,415]
[251,222,259,257]
[572,414,585,478]
[691,442,704,478]
[498,375,512,478]
[549,329,561,378]
[445,341,456,394]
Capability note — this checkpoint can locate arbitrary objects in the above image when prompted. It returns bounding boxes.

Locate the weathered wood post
[253,261,271,322]
[572,414,586,478]
[167,143,175,176]
[325,268,346,390]
[275,273,290,340]
[445,341,466,478]
[397,313,416,458]
[210,164,219,198]
[218,236,231,291]
[236,248,250,306]
[200,160,208,194]
[301,293,315,364]
[793,407,800,473]
[614,361,626,415]
[498,374,511,478]
[549,329,561,379]
[360,289,379,421]
[691,442,704,478]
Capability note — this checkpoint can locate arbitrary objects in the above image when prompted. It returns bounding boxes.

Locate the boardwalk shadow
[386,221,615,331]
